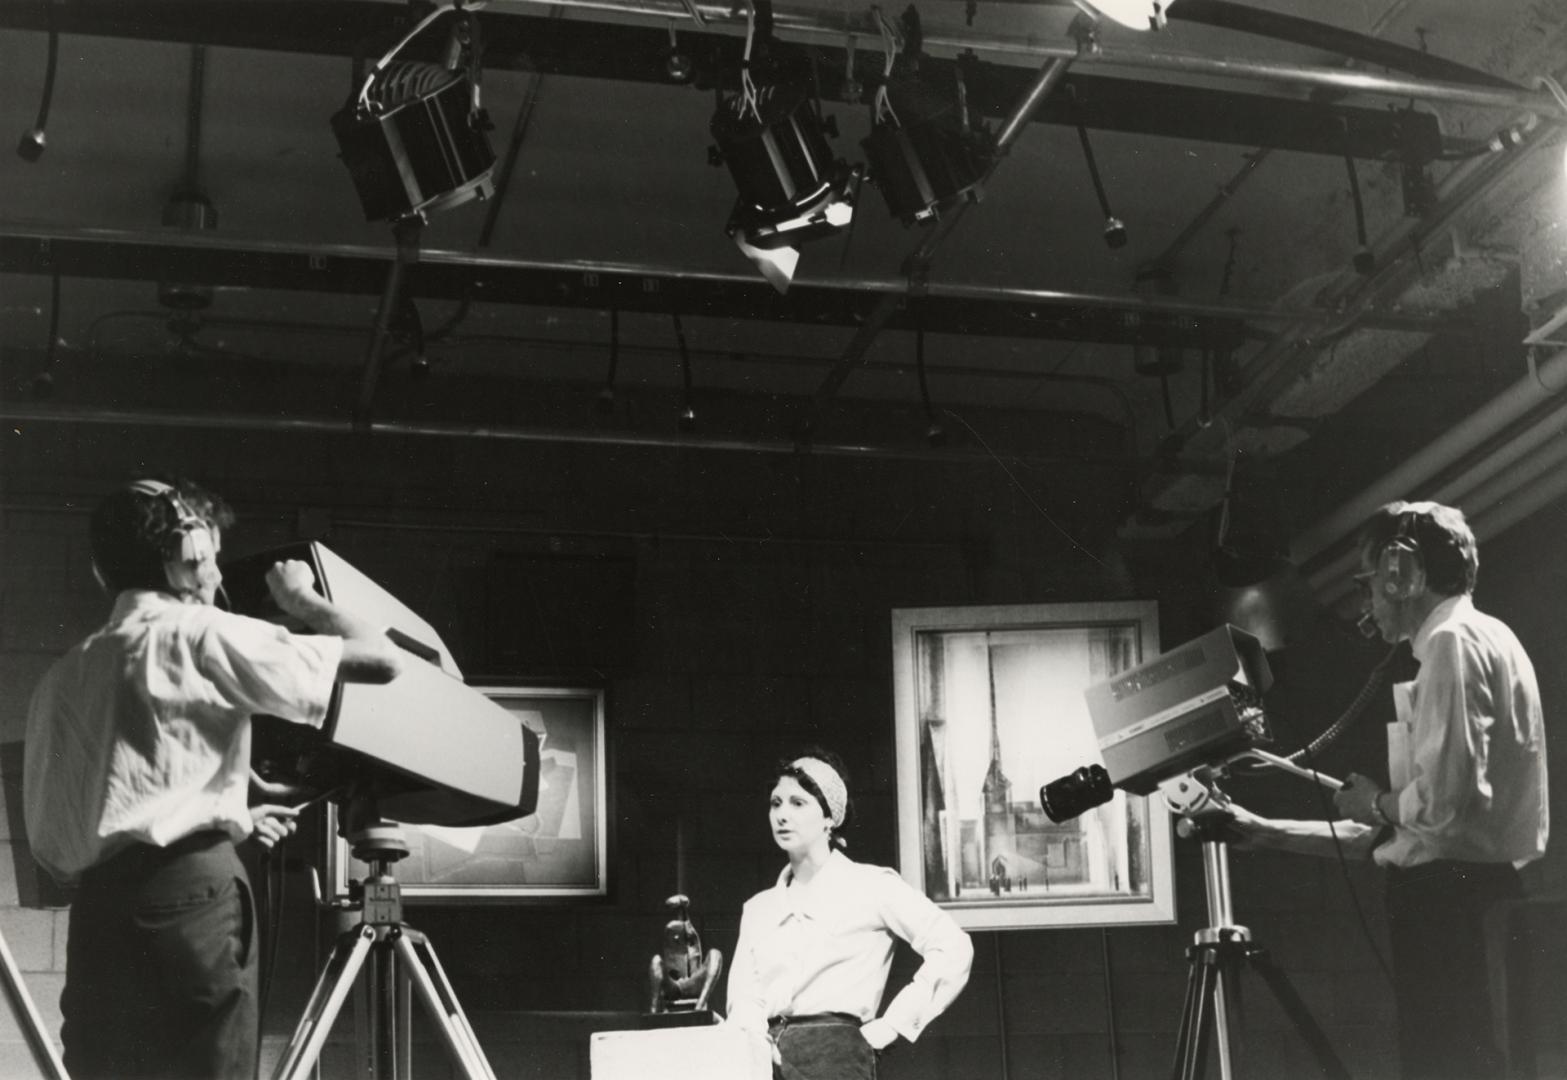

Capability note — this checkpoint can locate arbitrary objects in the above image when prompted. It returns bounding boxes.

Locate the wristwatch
[1371,791,1395,827]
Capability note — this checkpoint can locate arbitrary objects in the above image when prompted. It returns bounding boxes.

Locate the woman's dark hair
[1356,500,1478,596]
[773,746,852,849]
[89,477,233,593]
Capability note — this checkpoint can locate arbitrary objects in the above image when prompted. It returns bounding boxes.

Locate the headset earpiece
[1377,513,1426,601]
[125,479,215,596]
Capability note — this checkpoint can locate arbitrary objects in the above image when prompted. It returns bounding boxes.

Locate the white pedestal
[590,1025,771,1080]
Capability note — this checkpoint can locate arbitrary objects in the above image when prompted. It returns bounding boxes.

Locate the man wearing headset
[23,478,405,1080]
[1224,500,1548,1080]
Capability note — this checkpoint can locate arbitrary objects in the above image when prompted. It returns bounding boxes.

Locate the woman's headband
[791,756,847,828]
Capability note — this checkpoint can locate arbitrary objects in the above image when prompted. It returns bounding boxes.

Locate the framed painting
[891,601,1175,930]
[326,684,609,901]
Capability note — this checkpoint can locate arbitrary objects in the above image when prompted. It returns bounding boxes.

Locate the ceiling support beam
[0,402,1132,468]
[519,0,1566,120]
[1150,118,1560,488]
[1301,345,1567,605]
[0,3,1499,159]
[0,225,1463,343]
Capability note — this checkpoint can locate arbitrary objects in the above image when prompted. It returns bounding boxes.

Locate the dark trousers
[769,1013,877,1080]
[1385,859,1521,1080]
[62,831,258,1080]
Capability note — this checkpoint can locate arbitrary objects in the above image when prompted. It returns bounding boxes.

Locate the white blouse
[726,849,973,1043]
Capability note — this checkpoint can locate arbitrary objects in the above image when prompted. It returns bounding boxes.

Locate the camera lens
[1039,763,1114,823]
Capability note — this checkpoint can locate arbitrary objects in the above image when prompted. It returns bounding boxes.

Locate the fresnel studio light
[331,0,497,224]
[709,0,861,292]
[859,8,992,227]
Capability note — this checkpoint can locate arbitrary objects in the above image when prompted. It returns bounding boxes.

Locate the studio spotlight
[331,2,496,224]
[708,0,859,292]
[860,11,991,226]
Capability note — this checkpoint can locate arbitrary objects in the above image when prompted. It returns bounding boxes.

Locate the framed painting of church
[890,602,1176,930]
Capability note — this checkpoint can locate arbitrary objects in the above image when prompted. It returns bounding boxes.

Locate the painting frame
[891,601,1175,930]
[325,683,609,902]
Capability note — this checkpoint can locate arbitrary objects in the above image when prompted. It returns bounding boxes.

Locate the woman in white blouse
[725,750,973,1079]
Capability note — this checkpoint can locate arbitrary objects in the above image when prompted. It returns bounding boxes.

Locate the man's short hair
[1356,500,1478,596]
[89,478,234,593]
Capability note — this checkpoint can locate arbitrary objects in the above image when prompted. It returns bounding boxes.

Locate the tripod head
[1161,755,1341,941]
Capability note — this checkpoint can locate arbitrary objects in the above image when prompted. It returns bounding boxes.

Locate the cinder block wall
[3,419,1559,1079]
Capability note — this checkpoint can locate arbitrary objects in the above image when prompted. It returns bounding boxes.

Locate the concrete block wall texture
[2,421,1561,1078]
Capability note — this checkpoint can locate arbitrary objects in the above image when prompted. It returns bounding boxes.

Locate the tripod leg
[1211,955,1241,1080]
[0,927,67,1080]
[1172,948,1219,1080]
[392,929,498,1080]
[271,925,377,1080]
[1171,950,1204,1076]
[1246,950,1352,1080]
[367,935,398,1079]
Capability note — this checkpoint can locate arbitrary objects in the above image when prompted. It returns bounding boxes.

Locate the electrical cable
[598,308,621,409]
[914,325,943,443]
[35,270,61,396]
[1536,74,1567,114]
[256,838,292,1033]
[673,311,695,429]
[1284,643,1399,764]
[357,1,489,113]
[1297,739,1397,990]
[1343,153,1372,273]
[1075,123,1113,212]
[871,6,901,127]
[16,0,58,162]
[941,408,1115,570]
[737,0,763,121]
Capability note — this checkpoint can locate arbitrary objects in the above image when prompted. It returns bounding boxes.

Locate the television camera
[222,541,542,1080]
[223,541,540,830]
[1038,624,1350,1080]
[1039,623,1340,826]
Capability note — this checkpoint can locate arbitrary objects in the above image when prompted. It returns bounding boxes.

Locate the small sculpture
[647,893,723,1015]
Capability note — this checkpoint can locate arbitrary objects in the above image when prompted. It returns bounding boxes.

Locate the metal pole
[0,224,1456,333]
[496,0,1567,118]
[811,53,1075,404]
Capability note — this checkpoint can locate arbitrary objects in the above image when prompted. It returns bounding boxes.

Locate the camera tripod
[1171,826,1351,1080]
[270,820,496,1080]
[0,923,67,1079]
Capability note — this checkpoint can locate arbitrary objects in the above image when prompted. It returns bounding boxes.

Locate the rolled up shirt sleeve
[194,610,343,726]
[871,868,973,1043]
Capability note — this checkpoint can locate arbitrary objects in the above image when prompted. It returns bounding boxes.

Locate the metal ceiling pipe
[507,0,1567,118]
[1295,344,1567,568]
[0,224,1457,334]
[1311,416,1567,605]
[811,53,1075,404]
[0,403,1136,467]
[1167,115,1558,465]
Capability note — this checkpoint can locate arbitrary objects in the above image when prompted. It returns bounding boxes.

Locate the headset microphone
[125,479,216,596]
[1376,512,1426,601]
